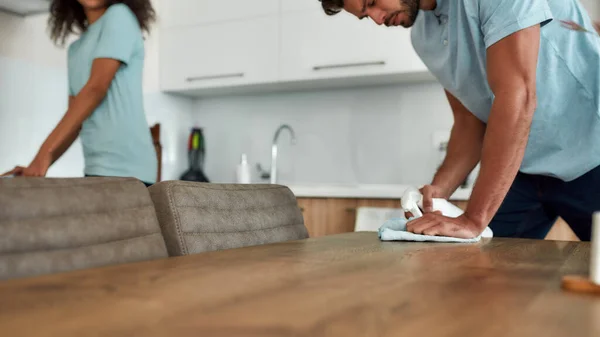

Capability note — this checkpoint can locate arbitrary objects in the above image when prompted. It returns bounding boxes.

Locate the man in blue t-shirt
[320,0,600,241]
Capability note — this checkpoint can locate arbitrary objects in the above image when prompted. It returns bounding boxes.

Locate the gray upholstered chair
[148,181,308,256]
[0,177,168,280]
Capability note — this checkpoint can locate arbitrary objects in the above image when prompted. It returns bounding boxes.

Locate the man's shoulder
[410,14,427,54]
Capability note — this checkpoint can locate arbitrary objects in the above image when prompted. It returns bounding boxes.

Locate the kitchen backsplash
[193,82,454,186]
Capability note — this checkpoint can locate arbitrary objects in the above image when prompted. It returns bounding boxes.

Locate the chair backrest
[148,181,308,256]
[0,177,168,280]
[355,207,405,232]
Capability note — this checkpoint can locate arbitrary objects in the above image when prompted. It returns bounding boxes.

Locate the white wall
[0,2,195,180]
[0,11,79,177]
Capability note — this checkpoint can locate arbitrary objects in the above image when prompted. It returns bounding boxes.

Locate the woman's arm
[48,96,79,163]
[22,58,122,177]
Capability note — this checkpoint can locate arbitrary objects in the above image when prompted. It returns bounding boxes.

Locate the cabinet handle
[312,61,386,71]
[186,73,245,82]
[346,207,357,213]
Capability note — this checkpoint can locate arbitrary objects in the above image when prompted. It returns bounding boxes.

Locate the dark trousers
[489,166,600,241]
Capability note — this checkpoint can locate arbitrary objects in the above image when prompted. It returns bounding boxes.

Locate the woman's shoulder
[104,3,138,26]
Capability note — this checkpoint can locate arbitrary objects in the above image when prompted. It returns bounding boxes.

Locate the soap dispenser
[236,154,251,184]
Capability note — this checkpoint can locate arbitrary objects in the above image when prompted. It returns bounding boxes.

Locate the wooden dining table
[0,232,598,337]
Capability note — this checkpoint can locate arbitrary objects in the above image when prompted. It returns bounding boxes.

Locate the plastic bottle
[236,154,251,184]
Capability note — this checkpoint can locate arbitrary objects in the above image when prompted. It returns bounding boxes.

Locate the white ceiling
[0,0,50,16]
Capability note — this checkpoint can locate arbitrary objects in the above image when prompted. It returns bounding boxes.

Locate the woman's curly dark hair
[49,0,156,46]
[319,0,344,15]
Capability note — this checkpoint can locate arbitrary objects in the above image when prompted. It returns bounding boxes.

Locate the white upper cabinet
[161,0,279,28]
[281,0,321,13]
[160,18,279,93]
[158,1,432,96]
[280,9,428,82]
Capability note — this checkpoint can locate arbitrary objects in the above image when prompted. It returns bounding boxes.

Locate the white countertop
[283,183,472,201]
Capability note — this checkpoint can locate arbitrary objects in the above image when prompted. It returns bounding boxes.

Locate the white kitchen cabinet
[157,1,433,96]
[161,0,279,28]
[280,9,429,83]
[282,0,320,13]
[160,18,279,93]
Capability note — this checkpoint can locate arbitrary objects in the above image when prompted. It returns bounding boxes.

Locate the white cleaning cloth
[378,217,493,243]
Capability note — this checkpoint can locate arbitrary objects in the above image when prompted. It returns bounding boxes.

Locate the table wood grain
[0,233,597,337]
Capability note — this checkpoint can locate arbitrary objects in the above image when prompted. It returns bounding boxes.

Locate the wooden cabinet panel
[299,198,401,238]
[356,199,401,209]
[325,199,359,237]
[297,198,322,238]
[545,218,580,241]
[298,198,357,238]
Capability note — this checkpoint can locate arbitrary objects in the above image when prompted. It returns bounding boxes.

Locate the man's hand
[420,185,450,213]
[406,213,482,239]
[1,166,25,177]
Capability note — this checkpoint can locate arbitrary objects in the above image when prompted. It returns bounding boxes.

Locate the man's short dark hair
[319,0,344,16]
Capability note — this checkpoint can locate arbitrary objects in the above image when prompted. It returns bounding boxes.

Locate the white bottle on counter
[236,153,251,184]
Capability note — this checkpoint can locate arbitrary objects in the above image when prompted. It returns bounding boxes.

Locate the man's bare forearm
[465,92,535,229]
[432,125,483,198]
[432,92,486,198]
[465,23,540,230]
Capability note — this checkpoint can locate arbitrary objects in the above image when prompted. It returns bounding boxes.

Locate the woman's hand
[22,153,52,177]
[1,166,25,177]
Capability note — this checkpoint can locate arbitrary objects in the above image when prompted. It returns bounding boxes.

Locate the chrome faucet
[270,124,296,184]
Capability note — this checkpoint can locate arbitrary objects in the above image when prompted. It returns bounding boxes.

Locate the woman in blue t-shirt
[2,0,157,186]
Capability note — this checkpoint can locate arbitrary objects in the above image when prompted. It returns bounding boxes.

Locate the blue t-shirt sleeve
[479,0,554,49]
[93,4,141,64]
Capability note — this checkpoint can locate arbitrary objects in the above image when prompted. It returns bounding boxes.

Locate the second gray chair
[148,181,308,256]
